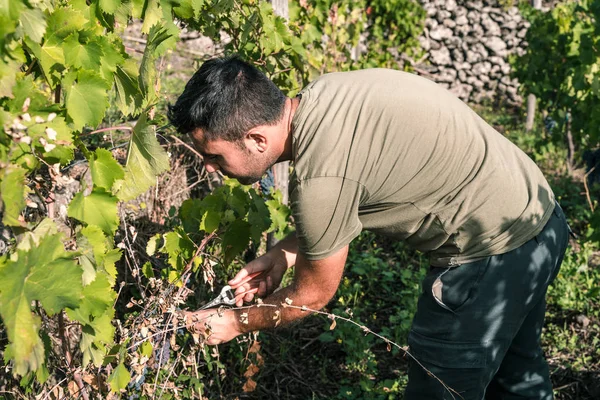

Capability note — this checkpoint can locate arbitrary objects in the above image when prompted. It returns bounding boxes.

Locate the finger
[229,262,268,286]
[258,280,266,297]
[234,283,252,296]
[234,287,258,306]
[267,275,273,293]
[244,292,254,303]
[235,271,264,287]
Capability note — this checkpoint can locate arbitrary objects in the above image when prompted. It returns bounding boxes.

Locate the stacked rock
[417,0,529,105]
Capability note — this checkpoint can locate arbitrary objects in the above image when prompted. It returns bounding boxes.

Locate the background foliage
[0,0,598,399]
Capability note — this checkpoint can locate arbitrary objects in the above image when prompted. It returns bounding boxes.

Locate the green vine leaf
[67,189,120,235]
[0,165,30,226]
[113,113,170,201]
[68,274,115,321]
[222,220,251,265]
[16,218,59,252]
[266,191,291,234]
[114,60,143,116]
[19,7,47,43]
[6,75,50,115]
[0,59,19,98]
[27,116,75,165]
[80,309,115,367]
[90,148,125,191]
[139,24,178,103]
[140,340,153,358]
[0,233,82,377]
[108,361,131,392]
[63,70,111,131]
[96,35,126,82]
[63,33,103,70]
[99,0,123,15]
[248,190,271,243]
[140,0,162,33]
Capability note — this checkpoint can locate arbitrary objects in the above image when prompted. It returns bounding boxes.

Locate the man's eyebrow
[201,151,219,158]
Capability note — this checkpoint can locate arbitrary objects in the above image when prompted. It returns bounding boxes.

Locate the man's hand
[228,233,299,306]
[185,309,242,345]
[228,254,287,306]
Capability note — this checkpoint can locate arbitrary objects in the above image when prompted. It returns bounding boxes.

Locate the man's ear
[245,129,268,153]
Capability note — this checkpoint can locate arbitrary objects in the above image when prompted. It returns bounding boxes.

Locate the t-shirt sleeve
[290,177,364,260]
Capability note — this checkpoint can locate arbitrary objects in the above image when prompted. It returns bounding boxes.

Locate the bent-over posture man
[168,56,570,400]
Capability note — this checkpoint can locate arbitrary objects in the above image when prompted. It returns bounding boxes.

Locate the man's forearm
[235,246,348,334]
[235,281,326,333]
[267,232,298,270]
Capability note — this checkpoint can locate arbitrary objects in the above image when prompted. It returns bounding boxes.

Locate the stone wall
[416,0,529,105]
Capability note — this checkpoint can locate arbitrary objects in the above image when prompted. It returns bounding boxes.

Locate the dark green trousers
[405,203,570,400]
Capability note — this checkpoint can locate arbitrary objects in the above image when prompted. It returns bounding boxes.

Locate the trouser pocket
[427,257,489,313]
[406,330,488,400]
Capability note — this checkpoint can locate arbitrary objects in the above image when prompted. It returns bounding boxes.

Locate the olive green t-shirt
[289,69,555,266]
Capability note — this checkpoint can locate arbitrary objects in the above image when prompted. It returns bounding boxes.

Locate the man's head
[168,56,288,184]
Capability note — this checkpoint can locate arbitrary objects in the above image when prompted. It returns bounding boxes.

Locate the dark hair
[167,56,286,142]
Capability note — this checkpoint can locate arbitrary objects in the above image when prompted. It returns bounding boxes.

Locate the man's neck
[279,96,300,162]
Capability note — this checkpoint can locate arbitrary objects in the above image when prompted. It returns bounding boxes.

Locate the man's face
[191,129,273,185]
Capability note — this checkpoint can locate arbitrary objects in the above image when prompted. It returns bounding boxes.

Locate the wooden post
[525,93,536,131]
[526,0,542,131]
[268,0,290,249]
[271,0,288,19]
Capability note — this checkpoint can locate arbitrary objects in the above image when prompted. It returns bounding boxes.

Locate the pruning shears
[199,271,263,310]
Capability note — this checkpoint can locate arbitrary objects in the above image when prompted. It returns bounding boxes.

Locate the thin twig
[185,302,463,400]
[583,163,598,212]
[170,134,203,159]
[57,313,90,400]
[127,324,187,351]
[163,178,204,201]
[157,345,183,399]
[82,126,133,136]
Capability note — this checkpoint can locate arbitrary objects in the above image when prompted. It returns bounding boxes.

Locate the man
[168,56,570,399]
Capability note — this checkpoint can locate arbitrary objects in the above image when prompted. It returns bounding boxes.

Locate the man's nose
[204,161,219,173]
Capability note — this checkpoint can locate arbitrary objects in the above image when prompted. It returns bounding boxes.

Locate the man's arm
[229,233,299,305]
[239,245,348,332]
[189,245,348,345]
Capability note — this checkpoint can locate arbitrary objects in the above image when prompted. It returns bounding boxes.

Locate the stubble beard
[234,152,276,185]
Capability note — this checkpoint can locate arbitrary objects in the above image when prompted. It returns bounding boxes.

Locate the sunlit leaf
[67,189,120,235]
[0,165,30,226]
[113,113,170,201]
[63,70,111,131]
[19,7,47,43]
[108,362,131,392]
[0,233,82,376]
[90,148,125,191]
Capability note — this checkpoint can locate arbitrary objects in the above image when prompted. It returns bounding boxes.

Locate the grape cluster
[259,168,275,195]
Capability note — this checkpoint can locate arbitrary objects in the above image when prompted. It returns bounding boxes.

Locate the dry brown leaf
[329,317,337,330]
[248,341,261,354]
[243,363,260,378]
[67,381,78,397]
[255,352,265,367]
[242,377,257,393]
[170,332,181,351]
[82,373,99,390]
[49,385,64,400]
